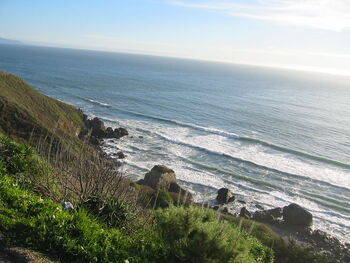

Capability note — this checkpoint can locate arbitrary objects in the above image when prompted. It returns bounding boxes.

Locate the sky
[1,0,350,76]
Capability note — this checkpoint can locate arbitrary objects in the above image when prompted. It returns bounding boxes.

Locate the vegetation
[0,72,88,156]
[0,135,274,263]
[156,206,274,263]
[0,73,336,263]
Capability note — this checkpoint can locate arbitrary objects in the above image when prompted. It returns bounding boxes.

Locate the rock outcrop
[253,207,283,223]
[283,203,313,228]
[142,165,177,190]
[216,188,235,204]
[80,115,128,142]
[240,207,252,219]
[138,165,193,202]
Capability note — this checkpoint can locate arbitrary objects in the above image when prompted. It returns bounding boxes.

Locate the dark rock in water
[90,117,106,138]
[82,116,129,140]
[104,127,115,138]
[283,203,312,228]
[222,207,229,213]
[255,204,264,210]
[237,200,246,204]
[114,127,128,137]
[253,207,283,223]
[142,165,177,190]
[116,151,126,159]
[240,207,252,219]
[139,136,144,138]
[216,188,235,204]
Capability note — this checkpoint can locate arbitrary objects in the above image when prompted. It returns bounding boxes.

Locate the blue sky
[1,0,350,75]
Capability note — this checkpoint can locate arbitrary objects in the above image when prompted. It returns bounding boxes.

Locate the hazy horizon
[2,37,350,79]
[1,0,350,77]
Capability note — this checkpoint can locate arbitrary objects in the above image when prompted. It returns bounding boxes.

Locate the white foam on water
[100,116,350,243]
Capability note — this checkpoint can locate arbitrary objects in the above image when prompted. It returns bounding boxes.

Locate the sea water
[1,44,349,243]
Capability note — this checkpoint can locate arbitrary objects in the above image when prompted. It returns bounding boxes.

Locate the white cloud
[168,0,350,31]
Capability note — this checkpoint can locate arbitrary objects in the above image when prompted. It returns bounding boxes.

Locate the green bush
[155,206,274,263]
[0,136,33,174]
[81,196,137,229]
[0,175,166,263]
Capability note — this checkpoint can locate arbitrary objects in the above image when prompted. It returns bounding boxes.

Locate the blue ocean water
[1,44,350,243]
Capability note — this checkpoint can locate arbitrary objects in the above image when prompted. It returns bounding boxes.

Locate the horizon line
[2,37,350,78]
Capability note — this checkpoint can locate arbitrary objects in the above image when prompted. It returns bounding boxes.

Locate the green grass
[0,72,88,157]
[0,135,275,263]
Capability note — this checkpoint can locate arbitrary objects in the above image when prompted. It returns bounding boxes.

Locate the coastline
[89,114,350,262]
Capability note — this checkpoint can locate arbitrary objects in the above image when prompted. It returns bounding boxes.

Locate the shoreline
[88,114,349,262]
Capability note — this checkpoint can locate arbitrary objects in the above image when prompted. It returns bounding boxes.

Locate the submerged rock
[216,188,235,204]
[283,203,312,228]
[115,151,126,159]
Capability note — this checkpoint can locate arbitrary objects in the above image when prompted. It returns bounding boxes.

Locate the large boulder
[143,165,177,190]
[283,203,313,228]
[114,127,128,138]
[89,117,106,138]
[216,188,235,204]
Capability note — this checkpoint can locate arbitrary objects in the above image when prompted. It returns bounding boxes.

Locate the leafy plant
[155,206,274,263]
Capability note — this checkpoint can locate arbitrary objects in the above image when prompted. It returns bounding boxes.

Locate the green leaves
[155,206,274,263]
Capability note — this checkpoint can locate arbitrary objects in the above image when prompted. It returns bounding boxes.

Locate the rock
[253,207,283,223]
[169,182,181,193]
[143,165,177,190]
[139,136,144,138]
[116,151,126,159]
[255,204,264,210]
[240,207,252,219]
[168,182,193,201]
[104,127,115,138]
[90,117,106,138]
[114,127,128,138]
[283,203,312,228]
[216,188,235,204]
[89,136,101,146]
[62,202,74,211]
[222,207,229,213]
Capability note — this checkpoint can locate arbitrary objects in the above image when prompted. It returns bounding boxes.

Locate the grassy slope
[0,72,86,155]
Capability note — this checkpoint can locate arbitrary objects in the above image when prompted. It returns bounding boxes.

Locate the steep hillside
[0,71,86,154]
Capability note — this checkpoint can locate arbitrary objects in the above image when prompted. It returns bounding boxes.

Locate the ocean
[0,44,350,243]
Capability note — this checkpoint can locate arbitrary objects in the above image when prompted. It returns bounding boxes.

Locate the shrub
[0,175,166,263]
[0,136,33,174]
[81,196,137,229]
[155,206,274,263]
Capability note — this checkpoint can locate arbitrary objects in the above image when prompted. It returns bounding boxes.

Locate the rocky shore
[87,115,349,263]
